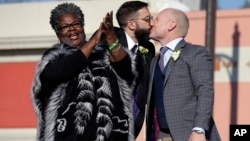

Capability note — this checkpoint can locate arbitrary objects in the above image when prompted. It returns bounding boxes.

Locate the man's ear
[127,20,136,30]
[168,20,176,31]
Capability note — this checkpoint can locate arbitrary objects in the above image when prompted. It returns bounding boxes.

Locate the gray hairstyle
[50,2,85,33]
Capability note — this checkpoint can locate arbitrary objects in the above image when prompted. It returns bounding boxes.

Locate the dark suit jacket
[146,40,221,141]
[115,27,155,137]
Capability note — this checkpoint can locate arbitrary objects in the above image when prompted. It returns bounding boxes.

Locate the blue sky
[218,0,245,9]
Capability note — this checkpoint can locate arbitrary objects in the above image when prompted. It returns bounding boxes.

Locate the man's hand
[189,131,206,141]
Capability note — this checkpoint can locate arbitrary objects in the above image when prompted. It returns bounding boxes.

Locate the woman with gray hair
[30,3,136,141]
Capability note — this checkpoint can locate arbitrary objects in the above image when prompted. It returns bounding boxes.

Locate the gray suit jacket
[146,40,221,141]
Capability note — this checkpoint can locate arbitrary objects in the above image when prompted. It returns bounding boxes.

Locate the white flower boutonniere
[138,46,149,64]
[139,46,149,55]
[171,49,181,61]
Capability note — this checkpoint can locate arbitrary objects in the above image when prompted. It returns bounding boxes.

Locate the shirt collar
[165,37,183,51]
[125,32,137,50]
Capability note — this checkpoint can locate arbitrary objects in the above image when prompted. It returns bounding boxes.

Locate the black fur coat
[31,43,137,141]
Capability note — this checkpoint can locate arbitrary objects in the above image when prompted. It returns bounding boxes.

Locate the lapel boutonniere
[171,49,181,61]
[138,46,149,64]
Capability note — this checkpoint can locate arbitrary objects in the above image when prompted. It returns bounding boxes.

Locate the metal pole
[205,0,217,82]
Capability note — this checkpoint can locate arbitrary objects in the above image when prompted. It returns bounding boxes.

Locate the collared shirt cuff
[192,127,205,134]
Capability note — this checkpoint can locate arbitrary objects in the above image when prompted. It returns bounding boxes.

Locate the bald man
[145,8,221,141]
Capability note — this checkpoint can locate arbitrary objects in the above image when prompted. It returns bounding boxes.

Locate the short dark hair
[116,1,148,28]
[50,2,85,33]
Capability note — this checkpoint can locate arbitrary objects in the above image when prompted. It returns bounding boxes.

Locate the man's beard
[135,28,150,43]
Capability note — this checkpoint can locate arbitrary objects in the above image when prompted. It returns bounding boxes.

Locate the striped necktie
[158,46,168,72]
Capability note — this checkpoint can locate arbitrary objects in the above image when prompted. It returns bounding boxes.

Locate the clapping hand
[101,11,117,44]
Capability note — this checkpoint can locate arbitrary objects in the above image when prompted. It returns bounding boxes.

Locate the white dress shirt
[162,37,183,67]
[125,32,138,51]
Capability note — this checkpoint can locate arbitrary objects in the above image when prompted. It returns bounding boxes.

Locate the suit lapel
[146,56,158,106]
[163,59,174,85]
[149,56,158,86]
[150,56,159,77]
[164,40,186,85]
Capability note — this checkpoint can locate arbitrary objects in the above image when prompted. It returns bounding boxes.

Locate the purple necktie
[158,46,168,72]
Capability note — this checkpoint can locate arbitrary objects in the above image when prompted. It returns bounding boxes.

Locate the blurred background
[0,0,250,141]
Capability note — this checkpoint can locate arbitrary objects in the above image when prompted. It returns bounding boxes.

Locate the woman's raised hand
[101,11,117,44]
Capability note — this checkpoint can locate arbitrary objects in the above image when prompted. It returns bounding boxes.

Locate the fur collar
[31,43,136,141]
